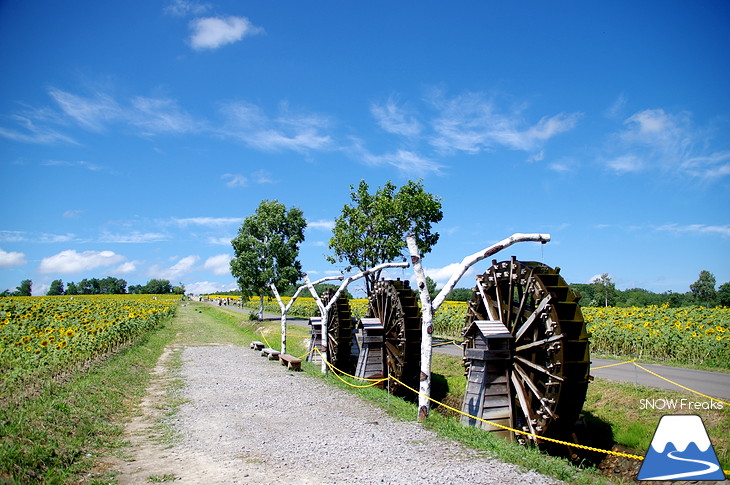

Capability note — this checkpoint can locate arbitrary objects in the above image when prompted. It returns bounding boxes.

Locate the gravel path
[113,343,560,484]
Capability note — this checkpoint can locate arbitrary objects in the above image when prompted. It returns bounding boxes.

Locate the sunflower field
[0,295,177,393]
[242,296,730,369]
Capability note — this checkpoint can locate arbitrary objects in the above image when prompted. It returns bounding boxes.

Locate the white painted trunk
[406,232,551,421]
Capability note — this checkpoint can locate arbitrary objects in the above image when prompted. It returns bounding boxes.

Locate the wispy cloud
[371,97,422,138]
[362,148,443,176]
[427,91,581,154]
[601,108,730,180]
[655,223,730,238]
[172,217,242,227]
[130,96,199,135]
[307,219,335,231]
[164,0,210,17]
[42,160,107,171]
[221,101,333,153]
[0,114,77,145]
[188,16,263,50]
[222,173,248,188]
[99,231,168,243]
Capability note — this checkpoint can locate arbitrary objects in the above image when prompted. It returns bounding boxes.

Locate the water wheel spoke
[514,294,551,342]
[515,333,565,352]
[510,372,539,443]
[513,362,555,419]
[514,355,564,382]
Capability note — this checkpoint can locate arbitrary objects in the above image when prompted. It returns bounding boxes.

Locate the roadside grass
[0,313,178,483]
[241,309,730,482]
[6,302,726,483]
[0,302,261,484]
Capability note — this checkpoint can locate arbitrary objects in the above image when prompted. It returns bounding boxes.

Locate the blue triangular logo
[638,415,725,481]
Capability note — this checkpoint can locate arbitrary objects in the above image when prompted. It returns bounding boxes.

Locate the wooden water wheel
[462,257,590,444]
[321,289,355,374]
[366,280,422,397]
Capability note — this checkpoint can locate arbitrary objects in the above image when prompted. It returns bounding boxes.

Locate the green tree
[143,279,173,294]
[16,279,32,296]
[172,282,186,295]
[591,273,616,307]
[327,179,443,294]
[65,282,79,295]
[425,276,438,300]
[99,276,126,294]
[717,282,730,307]
[47,279,65,295]
[690,270,716,307]
[230,199,306,319]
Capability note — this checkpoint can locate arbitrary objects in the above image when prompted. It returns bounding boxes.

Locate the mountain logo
[638,414,725,481]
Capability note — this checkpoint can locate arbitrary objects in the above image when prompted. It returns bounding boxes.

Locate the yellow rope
[259,340,727,469]
[387,375,647,461]
[632,362,730,407]
[592,359,636,370]
[592,359,729,406]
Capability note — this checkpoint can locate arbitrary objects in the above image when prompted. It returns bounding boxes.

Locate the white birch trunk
[269,275,343,355]
[406,232,550,420]
[303,262,410,374]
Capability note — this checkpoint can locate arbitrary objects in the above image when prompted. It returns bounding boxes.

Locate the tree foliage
[591,273,616,307]
[690,270,717,307]
[327,179,443,294]
[47,279,64,296]
[230,199,306,305]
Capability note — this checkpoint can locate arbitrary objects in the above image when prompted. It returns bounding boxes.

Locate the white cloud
[307,219,335,231]
[655,223,730,238]
[356,142,442,176]
[99,232,167,243]
[130,97,198,135]
[602,108,730,180]
[220,101,333,153]
[423,263,477,287]
[428,91,580,154]
[252,169,273,184]
[164,0,210,17]
[203,254,232,275]
[48,88,122,132]
[0,231,26,243]
[208,236,234,245]
[43,160,106,171]
[222,173,247,187]
[186,280,237,295]
[39,250,125,274]
[371,97,422,138]
[0,114,77,145]
[114,261,138,274]
[0,249,27,269]
[189,16,263,50]
[151,255,200,280]
[173,217,242,227]
[605,154,643,173]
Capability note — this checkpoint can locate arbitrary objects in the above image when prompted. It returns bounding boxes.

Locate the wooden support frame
[406,232,551,420]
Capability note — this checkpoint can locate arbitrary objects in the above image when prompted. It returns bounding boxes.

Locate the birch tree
[230,200,306,319]
[407,232,551,421]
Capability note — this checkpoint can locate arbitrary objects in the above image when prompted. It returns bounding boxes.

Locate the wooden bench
[250,341,265,351]
[279,354,302,371]
[261,348,281,360]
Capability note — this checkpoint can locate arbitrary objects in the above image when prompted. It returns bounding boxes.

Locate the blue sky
[1,1,728,297]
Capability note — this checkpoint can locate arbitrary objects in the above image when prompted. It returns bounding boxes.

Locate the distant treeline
[1,278,186,296]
